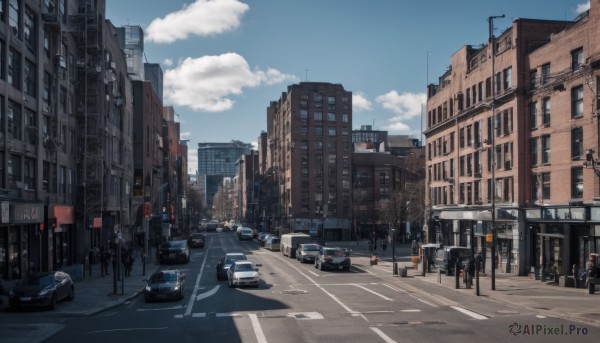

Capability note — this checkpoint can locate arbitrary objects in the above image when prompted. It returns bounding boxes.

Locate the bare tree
[380,190,410,240]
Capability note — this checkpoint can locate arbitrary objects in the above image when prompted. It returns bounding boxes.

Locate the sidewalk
[340,241,600,328]
[0,250,156,316]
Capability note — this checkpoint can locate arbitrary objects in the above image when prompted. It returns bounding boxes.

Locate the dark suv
[157,240,190,264]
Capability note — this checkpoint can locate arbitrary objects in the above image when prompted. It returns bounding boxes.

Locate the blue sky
[106,0,590,173]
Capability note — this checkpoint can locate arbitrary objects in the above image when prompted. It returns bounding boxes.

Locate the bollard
[438,267,441,283]
[476,265,480,296]
[590,282,595,294]
[422,257,426,276]
[455,260,460,289]
[393,262,398,276]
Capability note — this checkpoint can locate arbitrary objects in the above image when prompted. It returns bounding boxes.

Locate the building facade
[266,82,353,240]
[197,141,252,215]
[425,4,600,277]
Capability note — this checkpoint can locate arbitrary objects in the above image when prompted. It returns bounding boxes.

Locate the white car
[227,261,260,288]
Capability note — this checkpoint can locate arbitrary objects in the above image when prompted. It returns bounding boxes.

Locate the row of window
[430,177,515,206]
[299,94,350,112]
[299,110,349,123]
[300,126,350,136]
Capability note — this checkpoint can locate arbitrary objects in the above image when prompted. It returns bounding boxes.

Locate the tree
[380,190,410,239]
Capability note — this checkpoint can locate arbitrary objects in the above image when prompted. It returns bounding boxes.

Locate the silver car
[297,243,321,263]
[227,261,260,288]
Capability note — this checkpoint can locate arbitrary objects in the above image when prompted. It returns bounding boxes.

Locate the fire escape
[72,0,105,245]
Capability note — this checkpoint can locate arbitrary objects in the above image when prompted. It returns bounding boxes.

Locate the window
[531,174,540,202]
[503,108,513,135]
[314,126,322,136]
[24,158,35,190]
[43,72,51,106]
[571,85,584,118]
[314,111,322,121]
[459,128,465,148]
[314,141,322,150]
[313,93,322,108]
[503,67,512,89]
[530,138,538,166]
[327,112,335,121]
[8,154,21,189]
[8,100,21,140]
[327,96,336,110]
[571,127,583,159]
[478,82,483,102]
[495,72,502,93]
[300,141,308,150]
[542,135,551,164]
[541,63,551,84]
[530,70,538,89]
[571,167,583,198]
[571,47,584,71]
[327,141,336,150]
[24,59,36,97]
[25,108,36,144]
[542,172,551,200]
[342,113,348,123]
[341,97,349,110]
[8,0,19,36]
[43,161,49,191]
[529,102,537,130]
[300,94,308,108]
[328,127,336,136]
[24,7,35,51]
[542,97,551,127]
[328,154,336,164]
[300,126,308,136]
[495,112,501,137]
[300,110,307,120]
[8,48,20,89]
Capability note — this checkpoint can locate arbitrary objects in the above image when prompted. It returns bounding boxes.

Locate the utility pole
[489,14,505,291]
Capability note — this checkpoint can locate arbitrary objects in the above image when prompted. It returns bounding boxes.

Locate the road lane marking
[370,327,397,343]
[400,309,421,312]
[451,306,488,320]
[352,284,394,301]
[287,312,324,320]
[381,283,407,294]
[137,305,184,311]
[185,238,212,316]
[416,298,438,307]
[195,285,221,301]
[249,313,268,343]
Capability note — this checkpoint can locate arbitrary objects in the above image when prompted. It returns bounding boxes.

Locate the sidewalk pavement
[0,251,158,316]
[337,241,600,328]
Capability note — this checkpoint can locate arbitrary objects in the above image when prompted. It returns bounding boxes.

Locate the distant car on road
[314,247,351,271]
[188,232,205,248]
[216,252,248,280]
[296,243,321,263]
[143,269,185,302]
[157,240,190,264]
[9,271,74,309]
[238,227,254,240]
[227,261,260,288]
[265,236,280,251]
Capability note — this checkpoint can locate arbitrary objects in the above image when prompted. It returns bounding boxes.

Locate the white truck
[280,233,312,258]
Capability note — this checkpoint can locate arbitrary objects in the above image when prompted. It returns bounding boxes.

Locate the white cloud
[163,53,296,112]
[384,121,411,133]
[181,131,192,140]
[163,58,174,66]
[375,91,426,120]
[352,92,372,111]
[575,1,590,15]
[146,0,249,44]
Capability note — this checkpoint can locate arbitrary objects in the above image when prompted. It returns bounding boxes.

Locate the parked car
[314,247,351,271]
[188,232,205,248]
[9,271,74,309]
[265,236,281,251]
[143,269,185,302]
[296,243,321,263]
[216,252,248,280]
[261,234,274,246]
[281,233,312,258]
[157,240,190,264]
[227,261,260,288]
[434,246,471,275]
[238,227,254,241]
[258,232,269,243]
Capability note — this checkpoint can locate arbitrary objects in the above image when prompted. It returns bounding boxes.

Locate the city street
[0,230,598,342]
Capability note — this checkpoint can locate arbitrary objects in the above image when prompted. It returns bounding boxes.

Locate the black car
[9,271,74,309]
[314,247,351,271]
[157,240,190,264]
[216,252,247,280]
[143,269,185,302]
[188,232,205,248]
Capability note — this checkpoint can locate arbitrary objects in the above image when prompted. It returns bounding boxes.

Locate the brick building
[425,2,600,277]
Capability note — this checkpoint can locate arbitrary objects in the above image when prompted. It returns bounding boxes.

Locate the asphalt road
[1,231,597,342]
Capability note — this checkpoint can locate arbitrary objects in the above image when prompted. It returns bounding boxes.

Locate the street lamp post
[321,203,328,246]
[489,14,505,291]
[390,226,398,275]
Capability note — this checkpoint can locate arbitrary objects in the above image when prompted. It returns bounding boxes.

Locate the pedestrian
[382,239,387,253]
